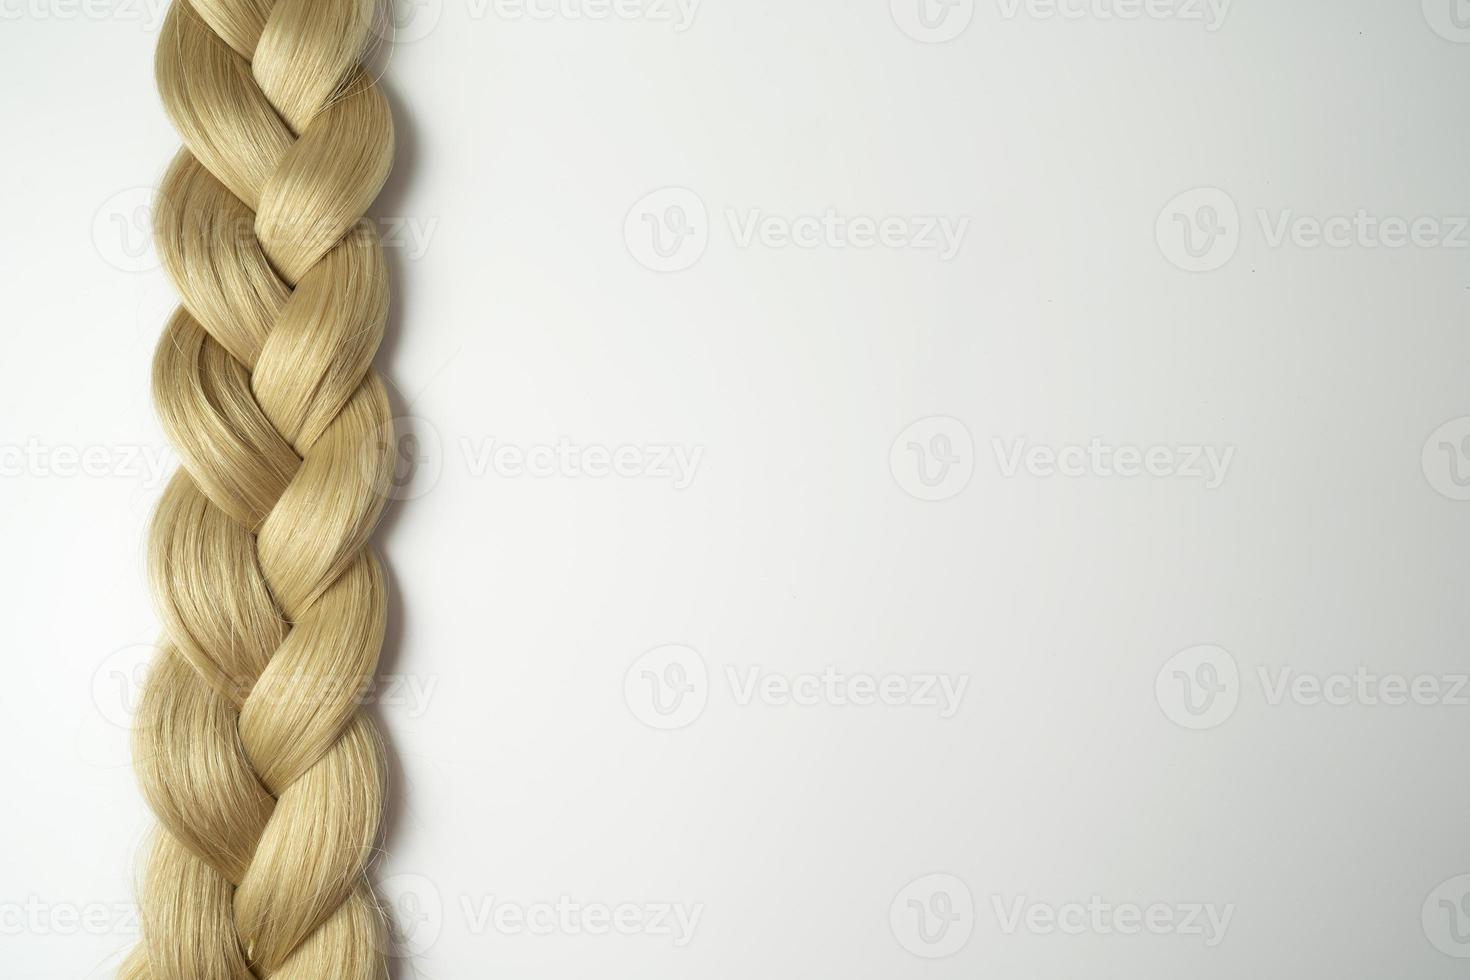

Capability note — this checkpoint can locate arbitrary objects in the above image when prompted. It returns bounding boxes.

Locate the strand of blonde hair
[124,0,397,975]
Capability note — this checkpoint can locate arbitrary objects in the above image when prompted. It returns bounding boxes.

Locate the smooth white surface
[4,1,1470,977]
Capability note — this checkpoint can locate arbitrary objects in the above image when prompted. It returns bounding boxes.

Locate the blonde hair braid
[124,0,397,975]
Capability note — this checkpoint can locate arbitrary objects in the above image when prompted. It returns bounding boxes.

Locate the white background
[4,0,1470,977]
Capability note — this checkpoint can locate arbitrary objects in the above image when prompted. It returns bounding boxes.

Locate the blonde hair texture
[124,0,397,975]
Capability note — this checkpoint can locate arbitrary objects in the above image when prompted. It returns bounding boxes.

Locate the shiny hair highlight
[123,0,398,975]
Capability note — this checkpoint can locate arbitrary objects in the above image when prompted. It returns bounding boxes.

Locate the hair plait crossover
[124,0,398,976]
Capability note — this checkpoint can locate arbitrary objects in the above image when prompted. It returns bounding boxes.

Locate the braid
[124,0,397,976]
